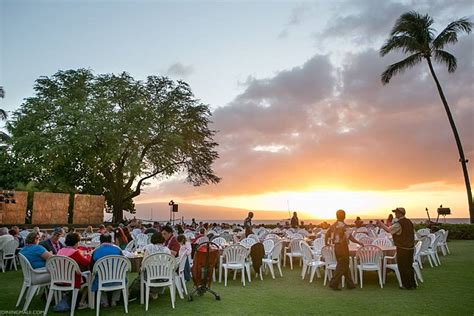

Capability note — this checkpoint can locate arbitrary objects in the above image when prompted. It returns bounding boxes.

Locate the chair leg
[359,269,363,288]
[71,289,79,316]
[323,268,328,286]
[174,276,184,299]
[145,285,150,311]
[96,291,101,316]
[378,269,384,288]
[23,285,38,311]
[219,256,223,283]
[246,264,251,282]
[383,265,387,284]
[268,263,275,279]
[309,266,316,283]
[394,268,402,288]
[180,274,188,295]
[16,283,27,307]
[241,268,246,286]
[224,268,228,287]
[277,261,283,277]
[44,288,54,316]
[170,284,176,309]
[140,275,144,305]
[301,263,307,280]
[122,288,128,313]
[259,266,263,280]
[289,256,293,270]
[414,265,423,282]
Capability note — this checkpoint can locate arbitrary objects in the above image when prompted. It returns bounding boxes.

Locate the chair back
[178,253,187,273]
[443,230,449,243]
[262,239,274,254]
[18,253,34,284]
[247,234,259,242]
[91,234,101,242]
[321,245,336,265]
[93,255,130,288]
[417,228,430,238]
[220,232,232,242]
[359,236,374,245]
[354,233,368,240]
[312,238,325,254]
[184,232,195,240]
[195,236,209,245]
[292,233,304,240]
[223,245,248,264]
[136,233,149,248]
[211,237,226,246]
[431,234,442,249]
[288,238,303,253]
[265,234,279,240]
[356,245,382,265]
[2,239,19,258]
[142,253,175,281]
[419,236,431,252]
[300,241,314,261]
[125,240,136,252]
[269,242,283,260]
[372,238,393,247]
[413,240,422,260]
[356,227,369,234]
[297,229,309,237]
[46,256,80,289]
[240,237,257,248]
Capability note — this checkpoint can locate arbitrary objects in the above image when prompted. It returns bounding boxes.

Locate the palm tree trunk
[426,57,474,223]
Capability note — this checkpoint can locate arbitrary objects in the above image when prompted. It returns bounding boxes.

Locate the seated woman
[19,232,52,269]
[82,226,94,239]
[57,233,91,309]
[114,227,129,250]
[142,232,171,257]
[19,232,52,286]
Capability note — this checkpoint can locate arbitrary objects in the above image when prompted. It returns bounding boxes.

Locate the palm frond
[380,34,421,56]
[432,18,473,49]
[0,109,7,120]
[433,50,457,72]
[381,52,423,84]
[0,131,10,142]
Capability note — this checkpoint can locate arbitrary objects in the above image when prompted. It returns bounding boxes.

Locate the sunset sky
[2,0,473,221]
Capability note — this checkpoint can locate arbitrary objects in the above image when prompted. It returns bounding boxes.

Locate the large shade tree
[7,69,220,221]
[380,11,473,223]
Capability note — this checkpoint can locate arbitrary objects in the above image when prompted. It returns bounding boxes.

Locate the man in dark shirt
[325,210,363,290]
[378,207,416,289]
[290,212,299,228]
[244,212,254,228]
[39,227,65,254]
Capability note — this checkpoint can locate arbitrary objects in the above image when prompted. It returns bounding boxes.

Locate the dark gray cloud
[166,62,194,78]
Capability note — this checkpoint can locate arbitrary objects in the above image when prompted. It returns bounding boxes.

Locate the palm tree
[0,86,9,142]
[380,11,473,223]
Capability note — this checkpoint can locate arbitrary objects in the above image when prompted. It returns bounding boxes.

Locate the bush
[414,223,474,240]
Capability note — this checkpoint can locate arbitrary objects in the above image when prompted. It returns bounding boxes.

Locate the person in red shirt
[161,226,180,257]
[57,232,91,309]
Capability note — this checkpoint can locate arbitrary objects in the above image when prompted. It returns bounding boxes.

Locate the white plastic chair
[292,233,304,239]
[372,238,393,247]
[44,256,83,316]
[262,242,283,279]
[124,240,136,252]
[177,253,188,296]
[1,239,19,272]
[429,234,442,266]
[355,245,383,288]
[264,233,280,240]
[16,253,51,312]
[247,234,259,242]
[195,236,209,245]
[418,235,434,268]
[321,245,338,287]
[262,239,275,256]
[312,238,325,256]
[93,255,131,316]
[136,233,150,249]
[356,227,369,234]
[354,233,368,240]
[437,230,450,256]
[382,253,402,287]
[211,237,227,247]
[140,253,176,311]
[91,234,101,243]
[240,237,257,248]
[184,232,195,240]
[221,245,249,286]
[413,241,423,283]
[358,236,374,245]
[300,242,324,283]
[284,238,303,270]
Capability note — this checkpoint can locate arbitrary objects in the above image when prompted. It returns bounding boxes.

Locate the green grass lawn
[1,240,473,315]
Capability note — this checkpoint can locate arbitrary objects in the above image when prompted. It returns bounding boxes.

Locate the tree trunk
[426,57,474,223]
[112,202,124,223]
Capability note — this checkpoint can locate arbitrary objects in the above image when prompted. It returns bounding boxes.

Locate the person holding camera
[377,207,416,290]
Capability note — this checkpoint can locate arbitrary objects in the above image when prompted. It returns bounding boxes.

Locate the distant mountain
[134,201,291,222]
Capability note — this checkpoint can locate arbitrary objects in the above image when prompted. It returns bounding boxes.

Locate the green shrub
[414,223,474,240]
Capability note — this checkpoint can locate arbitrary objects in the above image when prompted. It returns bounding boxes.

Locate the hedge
[414,223,474,240]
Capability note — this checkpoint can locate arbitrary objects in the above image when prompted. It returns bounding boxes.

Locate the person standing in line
[325,209,364,290]
[377,207,416,290]
[244,212,254,228]
[290,212,299,229]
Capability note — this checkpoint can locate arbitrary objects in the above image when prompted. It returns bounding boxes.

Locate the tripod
[188,241,221,301]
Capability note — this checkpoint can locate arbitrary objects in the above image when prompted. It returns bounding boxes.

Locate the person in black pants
[325,210,364,290]
[378,207,416,289]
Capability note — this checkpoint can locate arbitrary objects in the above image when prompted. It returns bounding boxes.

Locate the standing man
[325,210,364,290]
[377,207,416,289]
[290,212,299,229]
[244,212,254,228]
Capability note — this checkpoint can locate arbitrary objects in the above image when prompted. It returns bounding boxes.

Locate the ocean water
[193,218,471,225]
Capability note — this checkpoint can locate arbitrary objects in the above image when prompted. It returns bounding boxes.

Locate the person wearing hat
[325,209,364,290]
[377,207,416,289]
[39,227,65,255]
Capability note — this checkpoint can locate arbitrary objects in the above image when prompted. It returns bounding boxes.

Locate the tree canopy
[5,69,220,221]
